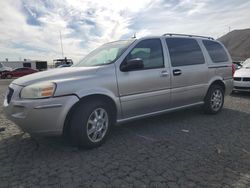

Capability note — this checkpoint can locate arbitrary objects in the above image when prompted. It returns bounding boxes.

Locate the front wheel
[203,85,224,114]
[68,99,114,149]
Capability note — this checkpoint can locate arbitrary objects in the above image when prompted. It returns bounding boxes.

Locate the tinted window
[166,38,205,67]
[202,40,229,63]
[23,62,31,68]
[36,61,48,69]
[126,39,164,69]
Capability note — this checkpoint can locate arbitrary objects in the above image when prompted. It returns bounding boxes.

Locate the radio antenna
[59,31,64,58]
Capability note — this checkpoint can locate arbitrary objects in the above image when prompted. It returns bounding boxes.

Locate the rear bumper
[3,84,79,135]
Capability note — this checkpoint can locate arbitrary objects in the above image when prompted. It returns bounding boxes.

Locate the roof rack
[163,33,214,40]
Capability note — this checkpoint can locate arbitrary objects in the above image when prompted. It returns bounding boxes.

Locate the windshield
[243,58,250,68]
[74,40,134,67]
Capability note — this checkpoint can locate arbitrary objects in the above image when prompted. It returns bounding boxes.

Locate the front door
[116,38,171,119]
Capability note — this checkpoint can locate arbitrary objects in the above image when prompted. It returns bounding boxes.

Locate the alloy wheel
[86,108,109,143]
[210,89,223,111]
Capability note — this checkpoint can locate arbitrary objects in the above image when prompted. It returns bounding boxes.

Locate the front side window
[166,38,205,67]
[125,39,164,69]
[202,40,229,63]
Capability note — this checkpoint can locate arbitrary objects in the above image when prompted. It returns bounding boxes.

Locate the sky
[0,0,250,64]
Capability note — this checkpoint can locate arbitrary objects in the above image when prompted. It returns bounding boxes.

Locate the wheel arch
[203,78,225,114]
[63,93,119,136]
[204,78,226,101]
[209,80,225,91]
[207,77,226,92]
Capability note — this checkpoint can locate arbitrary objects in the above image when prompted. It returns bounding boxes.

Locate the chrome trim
[34,104,62,109]
[117,101,204,123]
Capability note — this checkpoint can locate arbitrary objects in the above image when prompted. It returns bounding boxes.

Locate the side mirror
[120,58,144,72]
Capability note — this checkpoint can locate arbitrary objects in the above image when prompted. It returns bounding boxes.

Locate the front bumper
[3,83,79,135]
[233,80,250,92]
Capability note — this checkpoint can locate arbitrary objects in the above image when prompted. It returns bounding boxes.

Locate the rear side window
[202,40,229,63]
[166,38,205,67]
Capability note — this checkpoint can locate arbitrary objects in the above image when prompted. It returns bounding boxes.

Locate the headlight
[20,82,56,99]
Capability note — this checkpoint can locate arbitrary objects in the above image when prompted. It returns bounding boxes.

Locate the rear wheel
[203,85,224,114]
[68,99,114,149]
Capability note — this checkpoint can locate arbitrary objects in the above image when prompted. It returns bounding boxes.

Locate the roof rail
[163,33,214,40]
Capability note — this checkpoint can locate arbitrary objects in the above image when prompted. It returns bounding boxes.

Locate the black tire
[203,85,224,114]
[68,99,114,149]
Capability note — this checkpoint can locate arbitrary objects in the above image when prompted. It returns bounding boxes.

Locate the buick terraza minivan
[4,34,233,148]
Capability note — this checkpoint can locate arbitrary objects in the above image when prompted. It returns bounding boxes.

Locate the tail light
[232,63,236,76]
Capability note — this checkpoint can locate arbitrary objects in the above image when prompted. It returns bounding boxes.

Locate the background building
[0,59,47,70]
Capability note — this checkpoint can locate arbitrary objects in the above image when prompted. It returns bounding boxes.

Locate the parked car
[3,34,233,148]
[1,67,38,79]
[233,58,250,92]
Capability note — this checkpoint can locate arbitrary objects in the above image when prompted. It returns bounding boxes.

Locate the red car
[1,68,38,79]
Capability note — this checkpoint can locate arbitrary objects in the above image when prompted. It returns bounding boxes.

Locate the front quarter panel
[54,64,121,119]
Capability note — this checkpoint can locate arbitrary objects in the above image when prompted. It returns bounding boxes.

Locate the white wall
[1,61,37,69]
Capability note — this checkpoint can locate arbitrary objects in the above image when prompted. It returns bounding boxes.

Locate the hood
[234,68,250,77]
[13,66,99,86]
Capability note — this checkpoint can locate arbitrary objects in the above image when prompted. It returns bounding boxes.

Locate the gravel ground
[0,83,250,188]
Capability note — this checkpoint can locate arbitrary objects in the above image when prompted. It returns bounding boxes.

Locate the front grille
[7,88,14,104]
[233,77,241,81]
[234,86,250,90]
[243,77,250,81]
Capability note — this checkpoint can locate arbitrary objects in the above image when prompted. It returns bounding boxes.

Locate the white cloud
[0,0,250,64]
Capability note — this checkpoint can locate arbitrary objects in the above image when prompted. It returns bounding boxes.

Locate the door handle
[173,69,182,76]
[160,70,169,77]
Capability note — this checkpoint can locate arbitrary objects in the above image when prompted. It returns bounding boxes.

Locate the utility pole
[59,31,64,58]
[228,26,231,33]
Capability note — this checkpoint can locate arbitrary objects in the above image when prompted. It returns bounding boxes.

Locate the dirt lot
[0,82,250,188]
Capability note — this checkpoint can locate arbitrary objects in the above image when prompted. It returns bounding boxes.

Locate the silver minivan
[4,34,233,148]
